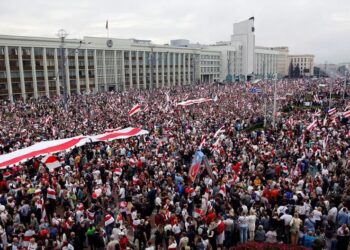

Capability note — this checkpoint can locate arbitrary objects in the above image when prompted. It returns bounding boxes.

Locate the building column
[155,52,159,88]
[183,53,186,85]
[54,49,60,96]
[30,47,38,99]
[143,51,146,89]
[18,47,26,100]
[161,52,165,87]
[187,54,191,85]
[93,49,98,93]
[74,50,80,94]
[113,50,118,91]
[136,51,140,89]
[172,53,176,86]
[102,50,107,91]
[167,53,170,87]
[42,48,50,98]
[84,49,90,93]
[178,53,181,85]
[4,46,13,102]
[129,51,132,89]
[65,48,71,96]
[121,51,125,91]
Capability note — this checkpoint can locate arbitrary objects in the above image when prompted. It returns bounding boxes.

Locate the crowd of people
[0,78,349,250]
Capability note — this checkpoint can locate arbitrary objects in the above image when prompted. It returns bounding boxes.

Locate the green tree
[288,61,294,77]
[294,63,301,78]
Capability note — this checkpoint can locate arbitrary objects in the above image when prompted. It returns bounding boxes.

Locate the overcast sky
[0,0,349,64]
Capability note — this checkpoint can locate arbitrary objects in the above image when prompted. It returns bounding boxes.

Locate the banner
[188,150,204,183]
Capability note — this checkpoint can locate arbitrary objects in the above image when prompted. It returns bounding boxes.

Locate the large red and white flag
[177,98,213,106]
[90,127,149,142]
[306,120,318,132]
[128,104,141,116]
[41,155,61,170]
[214,126,225,138]
[0,136,88,169]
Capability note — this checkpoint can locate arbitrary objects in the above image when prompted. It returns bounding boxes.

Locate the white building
[254,46,289,79]
[231,17,255,78]
[0,18,315,101]
[288,54,315,77]
[0,35,218,101]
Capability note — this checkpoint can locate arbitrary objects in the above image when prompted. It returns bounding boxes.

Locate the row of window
[200,55,220,60]
[201,67,220,73]
[201,61,220,65]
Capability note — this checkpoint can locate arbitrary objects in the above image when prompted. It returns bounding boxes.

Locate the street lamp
[272,73,278,129]
[148,46,155,90]
[57,29,68,108]
[343,70,349,100]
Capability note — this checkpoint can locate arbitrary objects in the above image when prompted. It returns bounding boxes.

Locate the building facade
[288,54,315,77]
[0,35,221,101]
[0,18,315,101]
[254,46,289,79]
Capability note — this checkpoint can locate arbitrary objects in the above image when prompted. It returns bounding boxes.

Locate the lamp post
[191,51,199,85]
[149,46,155,90]
[329,75,333,110]
[263,55,267,127]
[272,73,278,129]
[343,70,348,100]
[57,29,68,109]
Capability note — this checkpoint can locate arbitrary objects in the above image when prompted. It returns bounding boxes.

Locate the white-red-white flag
[214,126,225,138]
[104,214,115,226]
[113,168,122,176]
[343,110,350,118]
[143,104,149,112]
[41,155,61,170]
[328,108,337,116]
[177,98,213,106]
[128,104,141,116]
[306,120,318,132]
[47,187,56,200]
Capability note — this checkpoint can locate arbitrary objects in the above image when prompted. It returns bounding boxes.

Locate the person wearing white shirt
[247,211,257,241]
[312,207,322,230]
[119,186,125,199]
[277,205,288,215]
[280,213,293,244]
[328,206,338,224]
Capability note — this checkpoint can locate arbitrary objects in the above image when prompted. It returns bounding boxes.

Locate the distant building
[288,55,315,77]
[254,46,289,79]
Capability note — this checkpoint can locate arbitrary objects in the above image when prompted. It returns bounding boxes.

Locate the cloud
[0,0,348,63]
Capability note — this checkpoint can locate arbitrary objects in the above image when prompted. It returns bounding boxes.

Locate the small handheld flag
[249,87,262,94]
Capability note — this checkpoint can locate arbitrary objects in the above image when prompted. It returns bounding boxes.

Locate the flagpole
[106,19,109,38]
